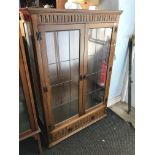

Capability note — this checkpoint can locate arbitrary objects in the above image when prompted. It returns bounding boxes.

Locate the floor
[109,101,135,127]
[20,108,135,155]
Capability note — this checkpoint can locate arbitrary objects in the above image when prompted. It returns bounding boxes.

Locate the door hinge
[48,124,53,130]
[114,26,118,33]
[36,32,42,40]
[109,66,112,72]
[43,86,48,92]
[105,97,108,103]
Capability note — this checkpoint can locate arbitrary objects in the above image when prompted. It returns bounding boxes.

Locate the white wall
[98,0,119,10]
[98,0,135,106]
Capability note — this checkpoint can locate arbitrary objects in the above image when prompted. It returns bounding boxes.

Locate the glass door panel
[45,30,80,124]
[85,28,112,110]
[19,75,30,133]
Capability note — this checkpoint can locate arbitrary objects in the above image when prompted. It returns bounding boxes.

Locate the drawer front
[49,105,106,146]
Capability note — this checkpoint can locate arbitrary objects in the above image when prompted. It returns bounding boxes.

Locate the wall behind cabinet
[99,0,135,106]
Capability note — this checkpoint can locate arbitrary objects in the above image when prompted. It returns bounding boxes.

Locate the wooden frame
[21,8,122,147]
[19,27,42,153]
[84,22,119,108]
[37,24,85,125]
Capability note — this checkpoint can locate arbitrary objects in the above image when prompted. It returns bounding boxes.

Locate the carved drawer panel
[50,105,106,143]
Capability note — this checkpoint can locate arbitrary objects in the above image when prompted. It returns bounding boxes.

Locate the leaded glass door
[38,25,85,125]
[84,24,113,110]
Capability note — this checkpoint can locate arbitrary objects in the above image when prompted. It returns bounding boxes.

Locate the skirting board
[107,96,121,107]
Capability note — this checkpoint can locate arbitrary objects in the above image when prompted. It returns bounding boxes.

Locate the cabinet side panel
[21,20,45,126]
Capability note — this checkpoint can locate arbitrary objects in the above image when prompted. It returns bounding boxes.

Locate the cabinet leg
[34,134,42,154]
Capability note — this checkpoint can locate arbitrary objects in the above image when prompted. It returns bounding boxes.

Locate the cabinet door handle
[79,75,87,80]
[83,75,86,80]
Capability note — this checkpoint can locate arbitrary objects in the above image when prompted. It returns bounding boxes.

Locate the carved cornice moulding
[27,8,122,25]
